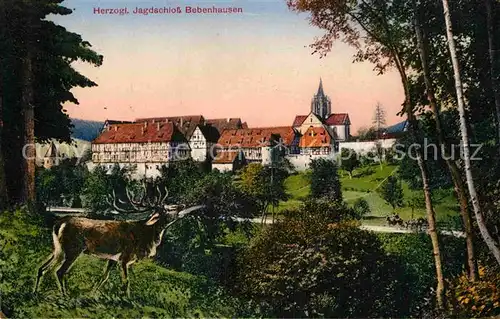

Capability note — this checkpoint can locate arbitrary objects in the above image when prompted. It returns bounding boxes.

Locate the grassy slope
[0,210,236,318]
[279,164,459,226]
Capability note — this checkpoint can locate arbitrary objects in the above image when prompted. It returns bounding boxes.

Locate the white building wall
[285,154,335,171]
[86,162,164,180]
[189,127,208,162]
[261,146,272,165]
[338,138,396,155]
[330,125,349,141]
[212,163,233,172]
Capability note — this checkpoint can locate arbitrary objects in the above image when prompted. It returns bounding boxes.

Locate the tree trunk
[0,0,8,208]
[485,0,500,145]
[413,15,478,281]
[0,91,7,209]
[442,0,500,265]
[392,51,446,310]
[22,50,36,205]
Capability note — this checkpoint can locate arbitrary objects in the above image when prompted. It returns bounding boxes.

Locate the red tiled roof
[218,128,278,148]
[93,122,186,144]
[135,115,204,139]
[206,118,243,132]
[292,115,308,127]
[213,151,244,164]
[255,126,298,146]
[325,113,350,125]
[299,127,333,148]
[217,127,297,148]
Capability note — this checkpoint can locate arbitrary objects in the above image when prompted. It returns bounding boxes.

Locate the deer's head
[107,182,203,227]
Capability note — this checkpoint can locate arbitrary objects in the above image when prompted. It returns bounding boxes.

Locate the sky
[52,0,405,133]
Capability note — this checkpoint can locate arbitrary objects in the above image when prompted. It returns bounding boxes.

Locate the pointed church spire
[317,78,324,96]
[311,78,331,120]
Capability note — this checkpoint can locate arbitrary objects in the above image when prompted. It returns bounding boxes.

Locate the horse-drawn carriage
[386,214,428,232]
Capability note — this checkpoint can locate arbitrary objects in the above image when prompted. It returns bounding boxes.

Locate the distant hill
[70,118,104,141]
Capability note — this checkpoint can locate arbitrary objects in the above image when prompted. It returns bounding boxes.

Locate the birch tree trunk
[484,0,500,145]
[442,0,500,265]
[414,15,478,281]
[392,53,446,310]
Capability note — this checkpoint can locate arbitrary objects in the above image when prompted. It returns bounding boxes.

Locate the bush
[235,207,409,318]
[352,198,371,218]
[378,233,467,315]
[447,265,500,318]
[378,175,404,210]
[309,158,342,202]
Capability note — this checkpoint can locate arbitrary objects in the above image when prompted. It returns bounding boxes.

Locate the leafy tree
[309,158,342,202]
[0,0,102,204]
[356,126,378,141]
[35,159,87,207]
[238,163,289,222]
[407,192,426,219]
[155,159,206,202]
[286,0,448,307]
[353,198,371,219]
[373,141,385,168]
[360,153,376,167]
[378,176,404,211]
[379,233,468,317]
[339,148,360,179]
[81,164,132,214]
[35,167,59,207]
[159,171,258,273]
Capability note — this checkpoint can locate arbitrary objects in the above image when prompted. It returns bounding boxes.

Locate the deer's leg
[93,260,116,292]
[34,253,55,293]
[56,252,80,295]
[120,260,132,298]
[34,248,65,293]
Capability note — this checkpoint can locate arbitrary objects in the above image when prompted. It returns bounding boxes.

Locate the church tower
[311,78,331,120]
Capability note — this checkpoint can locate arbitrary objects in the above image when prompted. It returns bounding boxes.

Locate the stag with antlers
[34,183,204,296]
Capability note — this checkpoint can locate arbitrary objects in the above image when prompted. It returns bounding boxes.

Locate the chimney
[144,122,147,128]
[152,119,155,123]
[180,118,184,127]
[114,126,118,131]
[157,122,160,131]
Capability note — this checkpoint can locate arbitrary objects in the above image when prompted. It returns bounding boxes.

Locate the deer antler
[125,182,149,211]
[160,186,169,205]
[108,182,171,214]
[108,189,151,214]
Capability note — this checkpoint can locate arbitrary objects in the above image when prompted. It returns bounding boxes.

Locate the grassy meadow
[0,210,238,318]
[278,163,460,227]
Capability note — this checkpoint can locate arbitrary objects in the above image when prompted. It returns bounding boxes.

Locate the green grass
[340,164,399,192]
[284,172,310,199]
[0,209,238,318]
[277,163,460,227]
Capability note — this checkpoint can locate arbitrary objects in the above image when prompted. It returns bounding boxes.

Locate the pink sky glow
[56,0,406,133]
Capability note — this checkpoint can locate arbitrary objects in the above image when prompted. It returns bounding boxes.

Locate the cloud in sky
[53,0,405,132]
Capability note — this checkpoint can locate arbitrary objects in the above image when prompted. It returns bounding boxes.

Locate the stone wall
[338,139,396,155]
